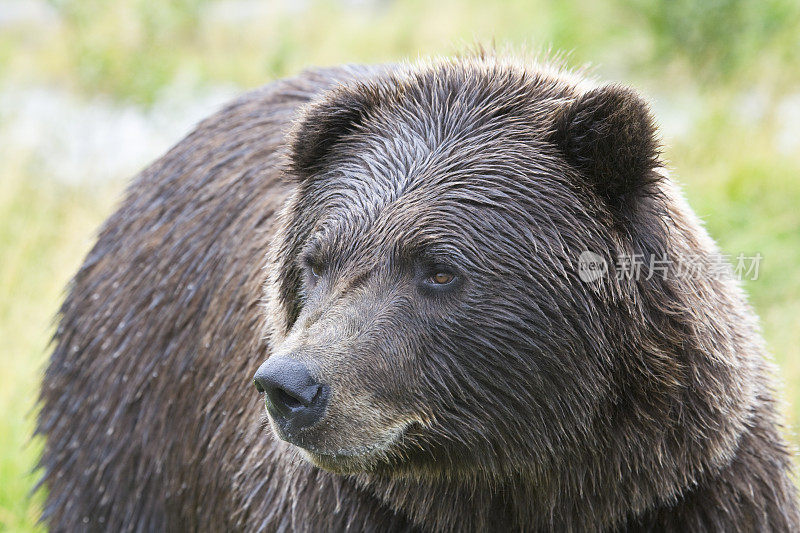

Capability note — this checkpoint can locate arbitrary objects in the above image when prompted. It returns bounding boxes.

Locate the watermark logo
[577,251,608,283]
[575,250,762,283]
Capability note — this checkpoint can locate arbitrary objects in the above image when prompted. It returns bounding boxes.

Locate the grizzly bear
[37,55,799,531]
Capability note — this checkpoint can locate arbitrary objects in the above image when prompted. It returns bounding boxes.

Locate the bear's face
[260,61,663,476]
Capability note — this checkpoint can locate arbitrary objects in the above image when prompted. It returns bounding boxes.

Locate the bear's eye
[303,257,325,285]
[420,266,460,293]
[429,272,454,285]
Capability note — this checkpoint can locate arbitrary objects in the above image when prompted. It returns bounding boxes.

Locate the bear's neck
[351,411,798,532]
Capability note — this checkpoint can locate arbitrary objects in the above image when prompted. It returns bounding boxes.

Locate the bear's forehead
[304,146,568,264]
[298,64,587,258]
[323,66,576,198]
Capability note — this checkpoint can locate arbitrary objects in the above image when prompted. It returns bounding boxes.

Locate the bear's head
[256,58,755,510]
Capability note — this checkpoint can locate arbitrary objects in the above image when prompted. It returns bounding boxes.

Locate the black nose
[253,358,328,430]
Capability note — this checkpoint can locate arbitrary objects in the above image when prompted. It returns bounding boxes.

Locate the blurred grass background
[1,0,799,529]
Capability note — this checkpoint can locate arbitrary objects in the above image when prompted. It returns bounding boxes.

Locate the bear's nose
[253,358,328,430]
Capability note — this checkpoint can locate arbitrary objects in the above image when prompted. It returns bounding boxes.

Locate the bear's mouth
[279,421,419,473]
[299,447,392,474]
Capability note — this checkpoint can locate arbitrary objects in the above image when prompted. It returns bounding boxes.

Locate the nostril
[254,378,265,393]
[276,388,303,410]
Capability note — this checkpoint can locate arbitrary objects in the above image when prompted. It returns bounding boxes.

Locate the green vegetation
[0,172,116,531]
[1,0,798,530]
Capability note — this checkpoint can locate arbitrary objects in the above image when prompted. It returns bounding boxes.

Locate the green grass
[1,0,799,530]
[0,164,120,531]
[4,0,797,105]
[673,105,800,427]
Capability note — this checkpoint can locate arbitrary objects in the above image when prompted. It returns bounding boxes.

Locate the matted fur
[37,54,799,532]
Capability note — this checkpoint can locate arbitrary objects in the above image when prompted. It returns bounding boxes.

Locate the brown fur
[38,55,799,531]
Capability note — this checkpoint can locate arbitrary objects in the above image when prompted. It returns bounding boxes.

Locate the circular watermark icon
[577,251,608,283]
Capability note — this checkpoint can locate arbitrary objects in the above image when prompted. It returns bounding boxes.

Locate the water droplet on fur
[91,293,99,301]
[82,516,89,523]
[152,371,158,378]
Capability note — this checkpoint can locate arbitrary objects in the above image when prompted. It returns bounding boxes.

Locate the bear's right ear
[548,85,662,213]
[288,86,380,179]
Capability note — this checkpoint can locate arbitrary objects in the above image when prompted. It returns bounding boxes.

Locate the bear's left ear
[288,86,380,180]
[548,85,662,211]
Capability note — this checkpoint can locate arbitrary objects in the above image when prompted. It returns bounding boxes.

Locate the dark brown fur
[37,55,799,532]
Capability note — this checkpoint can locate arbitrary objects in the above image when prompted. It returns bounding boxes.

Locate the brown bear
[37,54,799,532]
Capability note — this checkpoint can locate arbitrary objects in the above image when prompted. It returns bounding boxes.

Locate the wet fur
[38,55,799,531]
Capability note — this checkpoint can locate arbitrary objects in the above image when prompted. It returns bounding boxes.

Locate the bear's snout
[254,357,329,433]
